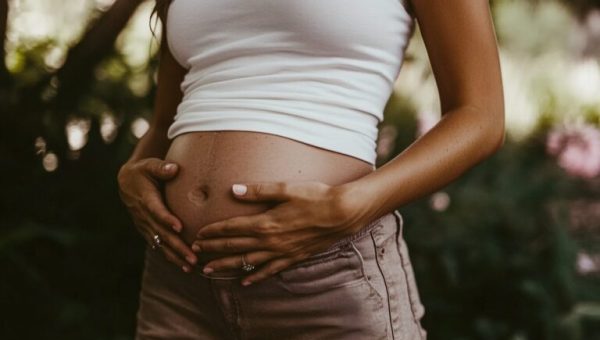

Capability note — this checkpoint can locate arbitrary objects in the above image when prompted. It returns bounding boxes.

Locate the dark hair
[149,0,173,49]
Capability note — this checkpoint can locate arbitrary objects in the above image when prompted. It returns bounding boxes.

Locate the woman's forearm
[340,104,505,223]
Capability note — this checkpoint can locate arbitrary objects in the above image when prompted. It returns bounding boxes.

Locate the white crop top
[165,0,416,165]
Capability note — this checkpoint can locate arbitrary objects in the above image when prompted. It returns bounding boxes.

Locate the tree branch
[0,0,11,89]
[44,0,144,109]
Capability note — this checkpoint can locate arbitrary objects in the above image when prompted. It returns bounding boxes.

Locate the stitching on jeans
[370,229,395,340]
[393,210,402,251]
[349,240,389,339]
[231,287,243,340]
[393,213,424,339]
[350,241,386,308]
[278,243,353,274]
[400,260,424,340]
[279,223,383,272]
[208,281,239,340]
[327,217,385,250]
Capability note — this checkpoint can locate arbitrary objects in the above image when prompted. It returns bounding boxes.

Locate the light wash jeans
[135,209,427,339]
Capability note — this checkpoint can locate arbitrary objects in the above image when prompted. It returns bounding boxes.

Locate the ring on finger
[151,233,162,250]
[241,253,256,272]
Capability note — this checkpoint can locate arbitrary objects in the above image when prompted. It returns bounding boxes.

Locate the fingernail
[186,255,196,264]
[172,224,181,233]
[192,244,200,252]
[203,267,214,274]
[164,163,176,171]
[182,265,191,273]
[232,184,247,195]
[241,280,252,286]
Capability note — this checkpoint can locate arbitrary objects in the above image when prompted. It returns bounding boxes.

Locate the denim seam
[392,211,424,340]
[306,223,382,261]
[349,240,389,339]
[398,253,423,340]
[370,229,396,340]
[349,240,385,307]
[208,281,240,340]
[327,213,387,250]
[231,287,244,340]
[393,210,403,251]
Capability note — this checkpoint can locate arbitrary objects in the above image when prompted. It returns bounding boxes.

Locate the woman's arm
[125,32,186,162]
[337,0,505,224]
[117,31,199,271]
[186,0,505,284]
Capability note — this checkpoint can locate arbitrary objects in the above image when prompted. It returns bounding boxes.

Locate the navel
[187,183,210,206]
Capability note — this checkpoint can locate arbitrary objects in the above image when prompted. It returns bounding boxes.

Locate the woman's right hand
[117,158,198,272]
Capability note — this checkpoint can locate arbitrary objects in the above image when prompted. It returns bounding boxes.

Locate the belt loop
[392,209,403,248]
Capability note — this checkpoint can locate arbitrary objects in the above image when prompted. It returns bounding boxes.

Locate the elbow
[483,105,506,157]
[463,100,505,158]
[487,129,505,158]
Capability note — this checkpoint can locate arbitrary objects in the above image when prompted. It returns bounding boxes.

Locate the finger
[201,250,279,274]
[231,182,291,202]
[146,216,198,266]
[144,193,183,233]
[139,225,193,273]
[196,214,272,239]
[141,158,179,181]
[240,256,296,286]
[160,242,194,273]
[191,236,263,253]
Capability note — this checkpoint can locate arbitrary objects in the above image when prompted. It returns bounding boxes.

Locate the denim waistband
[322,211,390,251]
[194,211,393,280]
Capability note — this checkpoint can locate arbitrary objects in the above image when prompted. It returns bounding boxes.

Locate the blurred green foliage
[384,92,600,339]
[0,39,152,338]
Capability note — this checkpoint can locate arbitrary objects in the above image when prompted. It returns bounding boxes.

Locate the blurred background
[0,0,599,339]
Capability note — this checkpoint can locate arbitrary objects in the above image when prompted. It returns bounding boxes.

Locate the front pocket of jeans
[275,244,368,295]
[397,237,426,321]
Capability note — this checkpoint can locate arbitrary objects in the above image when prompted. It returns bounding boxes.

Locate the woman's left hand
[191,181,371,286]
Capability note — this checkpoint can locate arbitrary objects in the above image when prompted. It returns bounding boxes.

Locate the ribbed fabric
[165,0,415,165]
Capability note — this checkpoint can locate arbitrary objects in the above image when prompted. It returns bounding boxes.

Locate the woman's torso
[164,131,374,264]
[164,0,415,166]
[161,0,415,264]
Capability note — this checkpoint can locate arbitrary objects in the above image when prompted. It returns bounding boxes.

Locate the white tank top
[165,0,415,165]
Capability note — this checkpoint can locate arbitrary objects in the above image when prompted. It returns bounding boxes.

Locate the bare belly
[163,130,375,264]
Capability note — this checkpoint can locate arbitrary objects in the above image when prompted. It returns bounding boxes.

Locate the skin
[118,0,505,286]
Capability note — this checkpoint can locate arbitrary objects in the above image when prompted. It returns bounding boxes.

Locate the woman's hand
[191,181,372,286]
[117,158,198,272]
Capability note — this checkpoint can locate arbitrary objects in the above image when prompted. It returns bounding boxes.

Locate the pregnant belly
[163,130,375,265]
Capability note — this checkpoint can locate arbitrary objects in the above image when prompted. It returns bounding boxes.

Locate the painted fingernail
[182,265,191,273]
[203,267,214,274]
[164,163,176,171]
[232,184,247,195]
[186,255,197,264]
[241,280,252,286]
[192,244,200,252]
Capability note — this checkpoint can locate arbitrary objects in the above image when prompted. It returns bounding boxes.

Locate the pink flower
[546,122,600,179]
[576,251,600,275]
[430,191,451,212]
